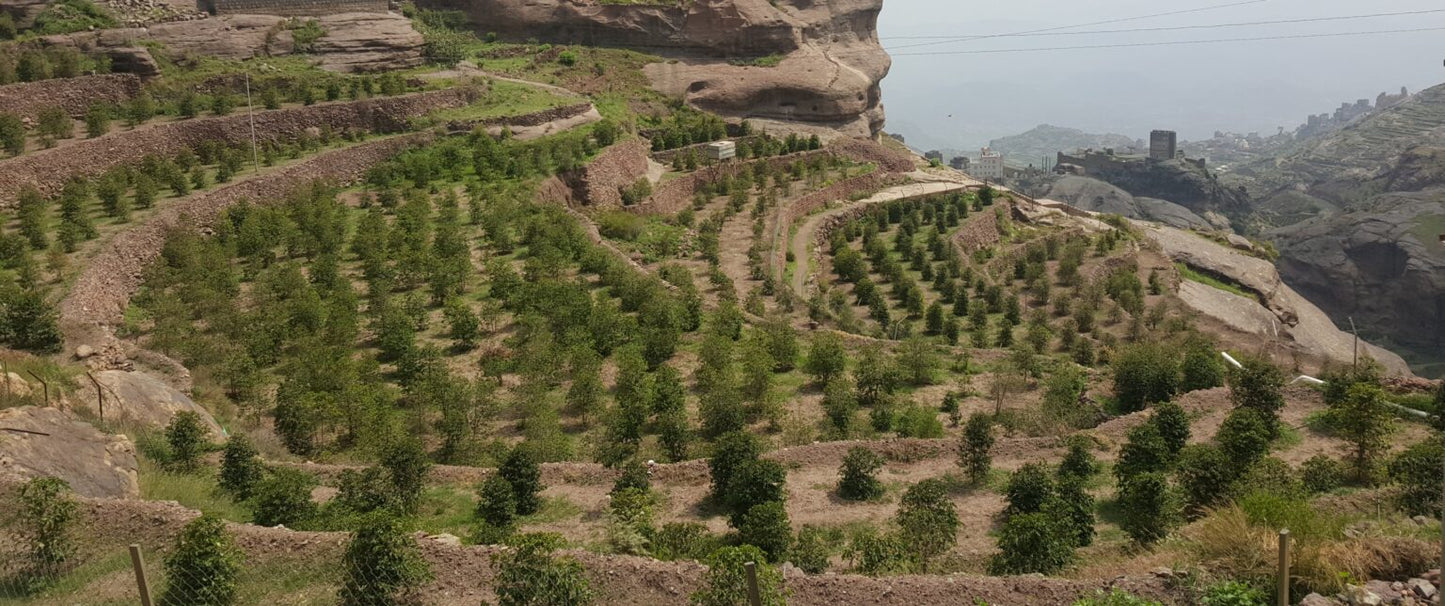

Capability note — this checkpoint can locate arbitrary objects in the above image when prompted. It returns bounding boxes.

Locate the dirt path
[789,181,973,297]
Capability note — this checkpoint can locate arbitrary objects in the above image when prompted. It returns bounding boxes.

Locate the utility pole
[245,71,259,173]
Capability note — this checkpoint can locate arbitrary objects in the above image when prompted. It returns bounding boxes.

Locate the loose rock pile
[100,0,209,26]
[1302,572,1441,605]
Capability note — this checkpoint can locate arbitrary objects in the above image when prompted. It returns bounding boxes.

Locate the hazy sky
[877,0,1445,152]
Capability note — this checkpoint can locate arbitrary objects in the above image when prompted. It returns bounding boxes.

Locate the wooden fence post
[129,544,154,606]
[1277,529,1291,606]
[86,372,104,422]
[744,561,763,606]
[26,371,47,405]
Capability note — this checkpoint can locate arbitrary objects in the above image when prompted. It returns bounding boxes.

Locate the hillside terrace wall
[567,137,649,208]
[0,74,142,122]
[0,87,476,207]
[767,170,905,283]
[204,0,389,16]
[60,132,432,349]
[627,149,835,215]
[828,137,918,173]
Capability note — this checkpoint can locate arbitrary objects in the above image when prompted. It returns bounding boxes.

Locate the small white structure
[704,141,736,161]
[972,147,1004,180]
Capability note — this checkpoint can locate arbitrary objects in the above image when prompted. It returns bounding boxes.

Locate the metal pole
[26,371,46,405]
[1349,316,1359,371]
[2,360,9,398]
[744,561,763,606]
[245,71,259,174]
[86,372,104,423]
[129,544,154,606]
[1277,529,1291,606]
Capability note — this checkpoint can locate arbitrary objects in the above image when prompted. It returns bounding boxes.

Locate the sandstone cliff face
[419,0,890,137]
[49,12,425,72]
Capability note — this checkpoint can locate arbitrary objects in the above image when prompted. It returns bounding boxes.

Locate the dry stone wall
[0,74,142,121]
[828,137,918,173]
[767,170,903,281]
[0,87,475,207]
[569,138,649,208]
[206,0,389,16]
[60,132,432,350]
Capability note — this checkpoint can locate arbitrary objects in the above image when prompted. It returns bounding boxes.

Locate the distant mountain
[1241,81,1445,376]
[988,124,1140,165]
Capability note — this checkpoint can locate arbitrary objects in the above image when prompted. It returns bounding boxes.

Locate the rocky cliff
[417,0,890,138]
[1240,81,1445,377]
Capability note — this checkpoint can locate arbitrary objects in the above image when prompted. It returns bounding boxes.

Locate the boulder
[1,372,32,399]
[0,406,139,498]
[75,370,223,438]
[1408,578,1437,600]
[1300,594,1341,606]
[1342,584,1383,606]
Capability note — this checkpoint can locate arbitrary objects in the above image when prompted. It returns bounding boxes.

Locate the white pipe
[1220,351,1243,369]
[1290,375,1326,386]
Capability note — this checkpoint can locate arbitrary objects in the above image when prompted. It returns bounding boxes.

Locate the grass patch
[1176,262,1253,299]
[413,484,478,537]
[729,54,784,68]
[137,457,252,522]
[1409,214,1445,254]
[427,80,579,123]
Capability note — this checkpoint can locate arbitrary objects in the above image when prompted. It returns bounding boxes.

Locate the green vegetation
[1176,262,1253,298]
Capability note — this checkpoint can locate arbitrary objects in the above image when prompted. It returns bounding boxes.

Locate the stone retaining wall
[570,138,649,208]
[60,133,432,348]
[828,137,917,173]
[0,87,476,207]
[206,0,389,16]
[767,170,904,282]
[628,149,834,215]
[0,74,142,121]
[479,102,592,127]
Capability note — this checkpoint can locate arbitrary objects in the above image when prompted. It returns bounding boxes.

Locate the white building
[704,141,736,161]
[972,147,1004,180]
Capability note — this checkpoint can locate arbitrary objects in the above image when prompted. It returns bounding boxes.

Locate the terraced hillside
[0,3,1443,606]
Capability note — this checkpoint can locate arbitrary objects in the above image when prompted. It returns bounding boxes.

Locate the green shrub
[690,546,787,606]
[1117,472,1179,545]
[1115,423,1171,483]
[847,527,910,575]
[1073,590,1163,606]
[1112,343,1179,412]
[653,522,721,562]
[790,526,831,574]
[217,435,264,500]
[896,478,958,571]
[1216,407,1273,472]
[1389,439,1445,516]
[492,533,595,606]
[1175,444,1233,513]
[1152,401,1190,459]
[18,477,78,588]
[725,458,786,526]
[988,512,1076,575]
[160,515,241,606]
[837,447,884,501]
[33,0,117,35]
[1200,580,1268,606]
[0,112,25,156]
[959,413,994,484]
[249,468,317,528]
[557,50,579,66]
[1300,455,1345,494]
[708,431,762,501]
[1228,355,1285,429]
[894,404,944,438]
[500,446,543,516]
[1004,463,1055,518]
[738,501,792,562]
[338,512,432,606]
[164,411,210,472]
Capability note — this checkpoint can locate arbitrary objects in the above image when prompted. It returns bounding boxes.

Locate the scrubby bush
[1199,580,1268,606]
[959,413,994,484]
[791,526,831,574]
[160,515,241,606]
[988,512,1076,575]
[690,546,787,606]
[653,522,721,562]
[1116,472,1178,545]
[1300,454,1345,494]
[165,411,209,472]
[1388,439,1445,516]
[1073,590,1163,606]
[725,458,786,526]
[1112,343,1179,412]
[1228,355,1285,431]
[1175,444,1233,514]
[896,479,958,571]
[492,533,595,606]
[217,435,264,499]
[738,501,792,562]
[708,431,762,501]
[1216,407,1273,472]
[837,447,884,501]
[249,468,317,528]
[1004,463,1055,518]
[18,477,78,587]
[500,446,543,516]
[1152,401,1190,460]
[338,512,431,606]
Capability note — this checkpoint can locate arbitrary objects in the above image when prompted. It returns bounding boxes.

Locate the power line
[884,0,1268,51]
[887,25,1445,57]
[880,8,1445,42]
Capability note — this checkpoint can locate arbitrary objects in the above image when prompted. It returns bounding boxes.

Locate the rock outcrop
[46,12,425,73]
[419,0,890,138]
[73,370,224,438]
[1239,81,1445,376]
[0,406,139,499]
[1037,175,1219,231]
[1141,223,1411,375]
